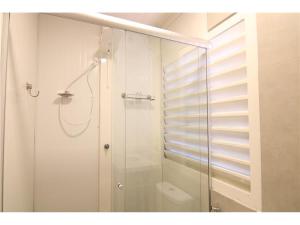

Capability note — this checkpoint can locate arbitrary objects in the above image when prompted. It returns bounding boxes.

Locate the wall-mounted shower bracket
[26,82,40,97]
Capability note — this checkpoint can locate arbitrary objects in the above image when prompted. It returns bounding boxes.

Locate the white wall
[3,13,38,211]
[34,14,101,211]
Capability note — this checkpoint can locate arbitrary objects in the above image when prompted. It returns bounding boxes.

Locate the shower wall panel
[34,15,101,211]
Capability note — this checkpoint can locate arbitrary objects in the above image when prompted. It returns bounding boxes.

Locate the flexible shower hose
[59,59,100,126]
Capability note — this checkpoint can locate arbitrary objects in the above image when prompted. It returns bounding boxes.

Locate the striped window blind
[163,19,250,193]
[207,20,250,191]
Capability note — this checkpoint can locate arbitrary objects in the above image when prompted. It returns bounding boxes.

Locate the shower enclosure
[0,13,209,212]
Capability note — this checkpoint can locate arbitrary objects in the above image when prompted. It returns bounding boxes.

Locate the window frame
[207,13,262,211]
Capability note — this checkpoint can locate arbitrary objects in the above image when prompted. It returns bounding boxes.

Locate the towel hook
[26,82,40,97]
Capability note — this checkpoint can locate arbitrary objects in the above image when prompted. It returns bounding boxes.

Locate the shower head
[96,48,111,62]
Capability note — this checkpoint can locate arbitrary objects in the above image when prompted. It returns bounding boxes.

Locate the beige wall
[256,13,300,211]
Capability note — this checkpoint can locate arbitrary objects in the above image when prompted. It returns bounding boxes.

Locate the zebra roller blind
[208,20,250,191]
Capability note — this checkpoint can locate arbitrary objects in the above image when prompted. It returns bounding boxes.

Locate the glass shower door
[111,29,209,212]
[160,40,209,212]
[111,30,163,212]
[123,31,162,212]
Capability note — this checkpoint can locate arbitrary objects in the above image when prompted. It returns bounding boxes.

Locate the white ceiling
[104,13,181,28]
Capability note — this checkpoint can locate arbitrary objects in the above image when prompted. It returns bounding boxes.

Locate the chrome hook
[26,82,40,97]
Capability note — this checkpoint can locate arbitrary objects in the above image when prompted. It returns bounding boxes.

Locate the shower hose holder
[57,90,74,98]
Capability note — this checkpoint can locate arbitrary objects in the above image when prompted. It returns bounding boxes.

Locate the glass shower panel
[111,30,163,212]
[160,40,209,212]
[124,31,162,212]
[111,30,209,212]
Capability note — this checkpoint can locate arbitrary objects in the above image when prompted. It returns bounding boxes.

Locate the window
[163,14,261,211]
